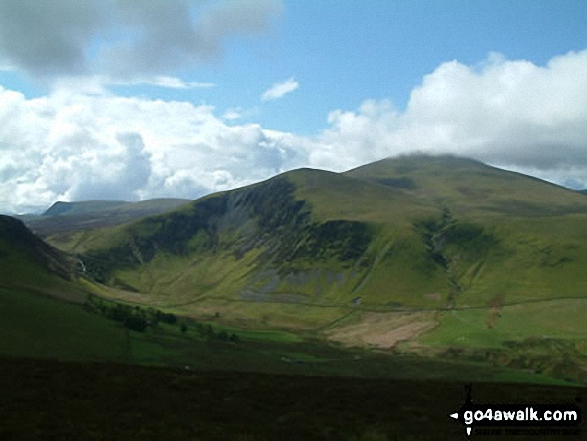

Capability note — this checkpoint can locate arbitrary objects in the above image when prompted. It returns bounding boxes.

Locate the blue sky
[3,1,587,133]
[1,0,587,213]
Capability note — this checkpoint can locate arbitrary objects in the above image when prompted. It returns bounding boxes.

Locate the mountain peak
[43,200,128,217]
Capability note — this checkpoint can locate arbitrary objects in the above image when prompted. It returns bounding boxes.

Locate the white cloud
[3,50,587,213]
[0,85,306,213]
[109,76,216,89]
[222,108,243,120]
[261,77,299,101]
[47,75,215,96]
[310,50,587,188]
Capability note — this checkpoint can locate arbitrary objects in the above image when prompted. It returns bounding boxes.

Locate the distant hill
[579,189,587,195]
[22,198,190,237]
[43,200,128,216]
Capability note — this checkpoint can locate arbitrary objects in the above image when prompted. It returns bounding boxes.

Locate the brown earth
[325,311,437,349]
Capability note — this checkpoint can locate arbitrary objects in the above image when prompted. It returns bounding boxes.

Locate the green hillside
[30,155,587,382]
[0,215,80,298]
[0,215,127,361]
[2,154,587,385]
[3,214,557,386]
[50,156,585,322]
[345,155,587,218]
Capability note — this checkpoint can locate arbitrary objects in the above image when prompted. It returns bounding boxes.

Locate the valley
[2,155,587,439]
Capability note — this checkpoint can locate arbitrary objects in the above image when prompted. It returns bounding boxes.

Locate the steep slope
[56,156,587,333]
[58,170,441,326]
[0,215,120,358]
[0,215,191,364]
[0,215,75,288]
[345,155,587,308]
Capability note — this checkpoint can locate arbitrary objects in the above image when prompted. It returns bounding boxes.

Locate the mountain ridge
[22,198,191,237]
[42,155,586,335]
[3,155,587,382]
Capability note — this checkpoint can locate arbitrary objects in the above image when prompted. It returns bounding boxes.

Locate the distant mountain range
[20,198,190,236]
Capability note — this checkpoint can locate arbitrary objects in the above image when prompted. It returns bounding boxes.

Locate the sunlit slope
[66,156,587,327]
[69,170,449,317]
[345,155,587,306]
[345,155,587,219]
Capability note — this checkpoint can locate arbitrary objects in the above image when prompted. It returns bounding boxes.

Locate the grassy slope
[345,155,587,217]
[4,215,553,384]
[0,215,83,300]
[53,158,587,314]
[344,156,587,306]
[51,170,449,329]
[0,171,584,381]
[0,286,127,361]
[33,156,587,383]
[343,156,587,377]
[0,216,128,362]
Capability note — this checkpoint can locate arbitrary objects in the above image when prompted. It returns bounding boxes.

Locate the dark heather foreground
[0,356,584,441]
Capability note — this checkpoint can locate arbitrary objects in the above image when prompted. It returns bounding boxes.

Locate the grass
[52,157,587,330]
[420,298,587,349]
[6,155,587,387]
[2,283,577,386]
[0,287,126,361]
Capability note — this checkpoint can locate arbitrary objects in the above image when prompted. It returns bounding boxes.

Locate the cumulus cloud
[2,50,587,213]
[312,50,587,188]
[0,0,282,80]
[222,108,243,120]
[261,77,299,101]
[0,85,305,213]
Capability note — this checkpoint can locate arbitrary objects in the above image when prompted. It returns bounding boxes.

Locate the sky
[1,0,587,214]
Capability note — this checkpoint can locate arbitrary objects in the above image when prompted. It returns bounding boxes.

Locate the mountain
[43,200,128,216]
[22,198,190,237]
[53,156,587,341]
[345,155,587,217]
[2,211,550,386]
[579,189,587,195]
[3,156,587,383]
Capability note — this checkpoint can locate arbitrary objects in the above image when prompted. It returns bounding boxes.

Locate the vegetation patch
[373,176,417,189]
[3,357,583,440]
